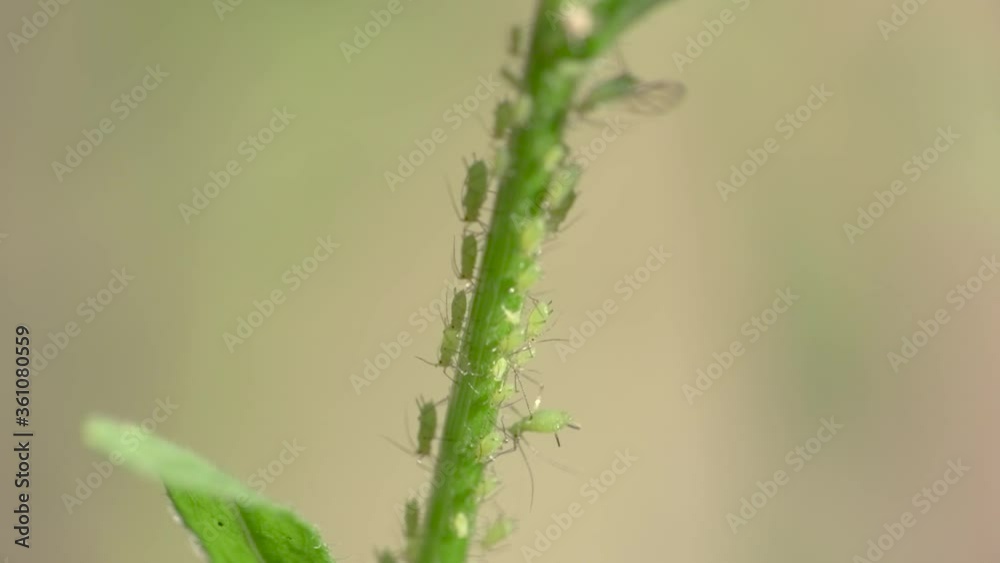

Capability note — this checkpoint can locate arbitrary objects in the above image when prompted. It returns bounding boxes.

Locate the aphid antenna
[532,336,570,345]
[414,355,437,368]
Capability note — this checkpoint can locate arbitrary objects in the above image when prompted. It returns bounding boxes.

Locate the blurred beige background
[1,0,998,562]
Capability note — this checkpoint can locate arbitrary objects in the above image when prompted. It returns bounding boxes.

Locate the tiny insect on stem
[461,158,490,224]
[479,514,516,551]
[449,290,467,332]
[508,25,523,57]
[459,234,478,281]
[415,397,439,458]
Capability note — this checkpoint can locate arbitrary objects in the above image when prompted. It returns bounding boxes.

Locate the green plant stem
[416,2,674,562]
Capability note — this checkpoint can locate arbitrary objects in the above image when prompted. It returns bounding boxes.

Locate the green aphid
[404,498,420,540]
[499,327,524,356]
[404,542,419,563]
[547,191,577,233]
[576,73,687,117]
[415,398,438,458]
[494,146,510,180]
[504,409,581,509]
[476,471,502,501]
[542,144,566,173]
[480,515,516,551]
[508,26,523,57]
[547,191,576,233]
[509,409,580,446]
[437,327,460,368]
[493,96,531,141]
[512,97,532,126]
[375,549,398,563]
[491,356,509,380]
[502,304,521,328]
[526,300,552,342]
[493,100,515,140]
[516,259,542,291]
[519,216,547,255]
[462,159,489,223]
[449,290,467,332]
[513,345,535,366]
[490,382,516,407]
[460,233,478,281]
[545,164,581,207]
[405,535,421,563]
[501,290,524,329]
[477,430,506,462]
[545,164,582,232]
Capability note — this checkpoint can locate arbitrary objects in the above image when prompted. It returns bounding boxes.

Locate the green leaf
[83,416,335,563]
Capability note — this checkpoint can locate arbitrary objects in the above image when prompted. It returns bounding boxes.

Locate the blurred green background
[1,0,998,561]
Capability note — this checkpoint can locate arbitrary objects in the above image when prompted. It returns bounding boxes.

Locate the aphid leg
[445,177,463,223]
[509,366,544,415]
[382,435,416,459]
[382,406,424,463]
[501,66,522,90]
[558,211,586,234]
[473,111,493,140]
[516,435,537,510]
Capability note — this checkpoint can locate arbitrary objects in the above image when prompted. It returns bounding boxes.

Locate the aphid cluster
[385,23,690,561]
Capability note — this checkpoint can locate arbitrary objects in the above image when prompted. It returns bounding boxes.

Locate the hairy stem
[416,2,674,561]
